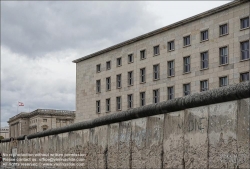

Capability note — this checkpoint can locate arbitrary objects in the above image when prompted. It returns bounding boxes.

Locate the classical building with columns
[73,0,249,123]
[0,126,9,139]
[8,109,75,138]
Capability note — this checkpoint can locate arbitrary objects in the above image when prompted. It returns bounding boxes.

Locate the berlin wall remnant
[0,82,249,169]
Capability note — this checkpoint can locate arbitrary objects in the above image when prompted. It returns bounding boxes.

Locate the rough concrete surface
[163,111,184,169]
[184,106,208,169]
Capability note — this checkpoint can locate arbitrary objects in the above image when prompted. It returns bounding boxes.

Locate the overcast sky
[1,1,231,127]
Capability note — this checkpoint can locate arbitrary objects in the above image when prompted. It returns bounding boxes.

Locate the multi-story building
[8,109,75,138]
[73,0,249,122]
[0,126,9,139]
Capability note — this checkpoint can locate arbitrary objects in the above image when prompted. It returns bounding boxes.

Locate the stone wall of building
[8,109,75,138]
[0,82,249,169]
[74,1,250,123]
[0,127,9,139]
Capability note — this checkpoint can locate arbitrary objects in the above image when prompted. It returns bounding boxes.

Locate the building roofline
[8,109,75,123]
[72,0,247,63]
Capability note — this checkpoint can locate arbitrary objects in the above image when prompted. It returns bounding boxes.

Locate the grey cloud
[1,1,159,58]
[1,48,76,127]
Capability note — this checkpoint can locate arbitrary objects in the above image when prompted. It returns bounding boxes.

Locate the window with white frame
[219,76,228,87]
[96,100,101,113]
[153,89,159,104]
[168,60,175,76]
[219,24,228,36]
[128,71,133,86]
[140,92,146,106]
[116,74,122,88]
[117,57,122,67]
[153,45,160,56]
[106,61,111,70]
[241,41,249,60]
[140,68,146,83]
[183,35,190,46]
[241,17,249,29]
[96,64,101,73]
[116,96,121,111]
[128,54,133,63]
[96,80,101,93]
[219,46,228,65]
[240,72,249,82]
[168,41,175,51]
[167,87,174,100]
[183,56,190,73]
[201,30,209,41]
[200,80,209,92]
[106,98,110,112]
[183,83,191,96]
[127,94,133,109]
[140,50,146,60]
[106,77,111,91]
[201,51,209,69]
[153,64,160,80]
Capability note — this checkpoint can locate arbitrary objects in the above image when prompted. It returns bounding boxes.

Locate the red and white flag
[18,102,24,106]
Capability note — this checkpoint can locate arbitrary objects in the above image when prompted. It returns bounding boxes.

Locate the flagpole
[17,102,18,115]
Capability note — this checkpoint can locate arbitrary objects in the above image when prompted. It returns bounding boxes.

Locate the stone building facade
[0,126,9,139]
[8,109,75,138]
[73,0,249,122]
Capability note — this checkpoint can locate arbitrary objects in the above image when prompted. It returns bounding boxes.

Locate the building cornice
[8,109,75,123]
[72,0,248,63]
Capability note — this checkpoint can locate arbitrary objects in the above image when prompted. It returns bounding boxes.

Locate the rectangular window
[117,57,122,67]
[128,71,133,86]
[127,94,133,109]
[183,83,191,96]
[140,50,146,60]
[153,45,160,56]
[116,74,122,88]
[168,60,175,76]
[96,80,101,93]
[183,56,191,73]
[167,87,174,100]
[96,64,101,73]
[183,35,191,46]
[96,100,101,113]
[241,17,249,29]
[153,64,160,80]
[128,54,133,63]
[106,77,111,91]
[43,119,47,122]
[140,68,146,83]
[168,41,175,51]
[219,24,228,36]
[106,61,111,70]
[201,51,209,69]
[200,80,209,92]
[106,98,110,112]
[140,92,146,106]
[219,76,228,87]
[219,46,228,65]
[240,72,249,82]
[241,41,249,60]
[201,30,209,41]
[116,96,121,111]
[153,89,160,104]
